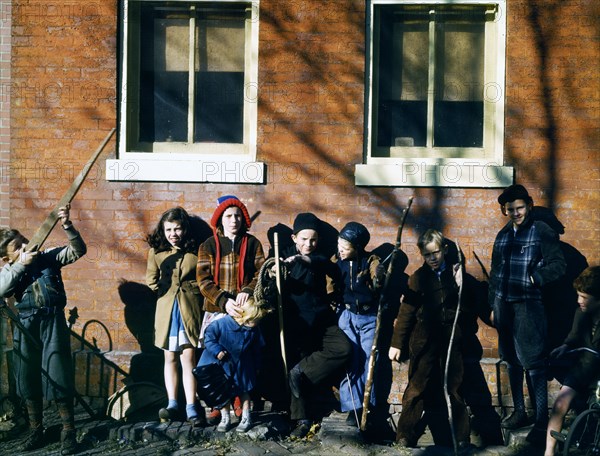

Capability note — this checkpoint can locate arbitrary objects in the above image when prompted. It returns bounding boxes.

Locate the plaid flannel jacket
[196,233,265,313]
[489,217,565,305]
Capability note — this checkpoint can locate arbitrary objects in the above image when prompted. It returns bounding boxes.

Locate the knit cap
[293,213,321,234]
[210,195,252,230]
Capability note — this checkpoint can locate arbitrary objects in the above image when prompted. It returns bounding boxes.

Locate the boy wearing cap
[281,213,352,438]
[196,195,265,426]
[332,222,385,427]
[489,184,566,445]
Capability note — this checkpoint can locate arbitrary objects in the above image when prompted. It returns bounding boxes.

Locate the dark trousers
[460,359,504,445]
[396,323,470,445]
[290,324,352,420]
[493,298,547,369]
[13,311,74,401]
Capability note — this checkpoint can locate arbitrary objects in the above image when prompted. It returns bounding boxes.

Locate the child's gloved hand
[550,344,569,359]
[375,264,386,282]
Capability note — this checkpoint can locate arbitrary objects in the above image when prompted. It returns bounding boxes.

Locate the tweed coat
[196,234,264,313]
[146,246,203,349]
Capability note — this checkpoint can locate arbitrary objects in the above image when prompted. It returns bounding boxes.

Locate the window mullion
[426,10,435,149]
[187,6,196,144]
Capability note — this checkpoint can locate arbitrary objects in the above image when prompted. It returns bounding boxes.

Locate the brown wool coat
[146,247,203,349]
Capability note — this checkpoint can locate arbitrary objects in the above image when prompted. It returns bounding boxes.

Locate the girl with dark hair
[146,207,205,426]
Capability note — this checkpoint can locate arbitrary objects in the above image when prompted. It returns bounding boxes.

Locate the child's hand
[284,254,310,264]
[217,350,228,360]
[236,292,250,307]
[225,298,242,317]
[57,204,71,226]
[18,248,38,266]
[388,347,401,362]
[550,344,569,359]
[375,264,386,281]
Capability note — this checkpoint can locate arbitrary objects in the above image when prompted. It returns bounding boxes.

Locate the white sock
[220,411,230,425]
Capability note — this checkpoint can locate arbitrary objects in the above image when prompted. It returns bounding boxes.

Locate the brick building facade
[1,1,599,410]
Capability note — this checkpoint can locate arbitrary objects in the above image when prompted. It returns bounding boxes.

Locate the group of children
[1,189,598,455]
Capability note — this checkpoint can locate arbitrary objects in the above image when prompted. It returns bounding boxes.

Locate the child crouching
[196,297,272,432]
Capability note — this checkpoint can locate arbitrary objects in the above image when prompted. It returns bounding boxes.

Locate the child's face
[504,199,531,228]
[420,241,446,271]
[2,239,24,264]
[221,206,243,238]
[576,291,600,314]
[292,229,318,255]
[337,238,357,260]
[163,221,184,247]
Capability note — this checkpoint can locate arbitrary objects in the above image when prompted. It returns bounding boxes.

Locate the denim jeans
[338,309,377,412]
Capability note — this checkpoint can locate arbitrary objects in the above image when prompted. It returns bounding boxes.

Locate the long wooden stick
[273,233,289,387]
[360,196,413,432]
[443,242,464,456]
[25,128,116,252]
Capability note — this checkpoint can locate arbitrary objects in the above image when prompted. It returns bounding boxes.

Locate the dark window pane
[433,101,483,147]
[194,10,245,143]
[378,100,427,147]
[375,7,428,149]
[434,18,484,147]
[139,5,189,142]
[140,71,189,142]
[194,71,244,143]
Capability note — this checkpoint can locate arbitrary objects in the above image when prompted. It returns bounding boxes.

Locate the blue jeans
[338,309,377,412]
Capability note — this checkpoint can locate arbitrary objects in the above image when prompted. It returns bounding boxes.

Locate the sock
[186,403,198,419]
[167,399,178,410]
[528,368,549,425]
[25,399,43,430]
[55,398,75,432]
[507,364,525,413]
[220,410,230,425]
[242,408,251,421]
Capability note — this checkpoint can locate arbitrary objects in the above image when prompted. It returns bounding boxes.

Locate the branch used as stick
[274,233,289,388]
[443,242,464,456]
[360,196,413,432]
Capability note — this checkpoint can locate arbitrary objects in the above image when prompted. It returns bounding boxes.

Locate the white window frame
[107,0,264,183]
[356,0,513,187]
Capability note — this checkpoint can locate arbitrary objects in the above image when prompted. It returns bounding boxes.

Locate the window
[107,0,264,183]
[356,0,512,187]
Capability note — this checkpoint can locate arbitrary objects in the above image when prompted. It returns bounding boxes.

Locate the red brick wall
[0,0,11,228]
[6,0,600,405]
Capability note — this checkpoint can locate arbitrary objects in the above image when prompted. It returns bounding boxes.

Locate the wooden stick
[25,128,116,252]
[443,242,464,456]
[360,196,413,432]
[273,232,289,386]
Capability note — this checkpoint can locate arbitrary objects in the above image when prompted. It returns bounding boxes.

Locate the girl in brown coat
[146,207,205,426]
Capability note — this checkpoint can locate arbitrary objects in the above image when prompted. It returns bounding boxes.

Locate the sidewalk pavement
[0,400,547,456]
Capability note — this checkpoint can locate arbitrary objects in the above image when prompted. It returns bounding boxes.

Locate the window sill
[355,161,513,188]
[106,158,265,184]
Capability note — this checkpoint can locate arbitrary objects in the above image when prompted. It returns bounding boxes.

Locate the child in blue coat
[334,222,385,426]
[197,297,272,432]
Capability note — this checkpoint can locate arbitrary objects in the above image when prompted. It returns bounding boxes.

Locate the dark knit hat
[210,195,252,230]
[497,184,533,206]
[293,213,321,234]
[339,222,370,250]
